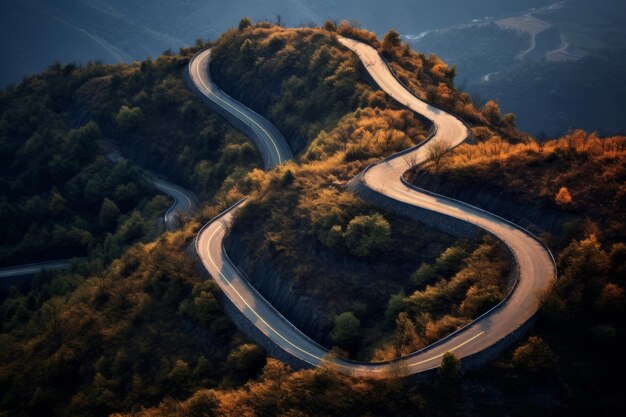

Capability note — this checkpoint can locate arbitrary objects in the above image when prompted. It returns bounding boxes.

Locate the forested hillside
[407,130,626,243]
[69,46,260,196]
[0,18,624,417]
[196,21,623,415]
[0,38,262,268]
[406,126,626,414]
[210,23,520,360]
[0,225,266,416]
[0,33,264,416]
[0,67,166,267]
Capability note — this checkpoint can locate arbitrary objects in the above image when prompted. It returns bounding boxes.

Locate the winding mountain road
[108,150,198,231]
[189,36,556,377]
[0,260,72,280]
[151,177,197,231]
[187,48,293,169]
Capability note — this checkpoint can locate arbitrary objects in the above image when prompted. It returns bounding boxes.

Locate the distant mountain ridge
[2,0,624,136]
[407,0,626,135]
[1,0,551,87]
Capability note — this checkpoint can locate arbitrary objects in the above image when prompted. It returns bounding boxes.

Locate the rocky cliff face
[224,231,334,346]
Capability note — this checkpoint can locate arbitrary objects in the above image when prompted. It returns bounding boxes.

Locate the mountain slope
[0,20,624,417]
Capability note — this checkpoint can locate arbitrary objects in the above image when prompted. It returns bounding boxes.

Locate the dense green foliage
[342,213,392,257]
[0,35,266,417]
[70,48,260,196]
[0,68,170,266]
[331,311,361,348]
[212,26,386,153]
[0,36,265,267]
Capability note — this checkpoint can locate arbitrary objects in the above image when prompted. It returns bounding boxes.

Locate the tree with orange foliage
[238,17,252,31]
[436,82,452,102]
[555,187,573,207]
[382,29,402,55]
[512,336,557,373]
[595,283,625,313]
[481,100,501,126]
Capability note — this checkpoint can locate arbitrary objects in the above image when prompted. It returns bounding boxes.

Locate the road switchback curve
[188,36,556,378]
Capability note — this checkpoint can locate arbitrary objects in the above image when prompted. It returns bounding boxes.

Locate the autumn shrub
[343,213,392,257]
[512,336,557,373]
[0,226,254,416]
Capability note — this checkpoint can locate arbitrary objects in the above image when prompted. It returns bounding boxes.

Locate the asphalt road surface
[151,177,197,230]
[0,260,72,280]
[191,37,556,378]
[188,48,293,169]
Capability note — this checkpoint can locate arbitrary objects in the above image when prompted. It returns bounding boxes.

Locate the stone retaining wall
[347,177,481,240]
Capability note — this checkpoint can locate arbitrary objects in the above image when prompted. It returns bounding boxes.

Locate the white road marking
[191,52,284,164]
[203,220,486,372]
[204,224,320,366]
[408,331,485,367]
